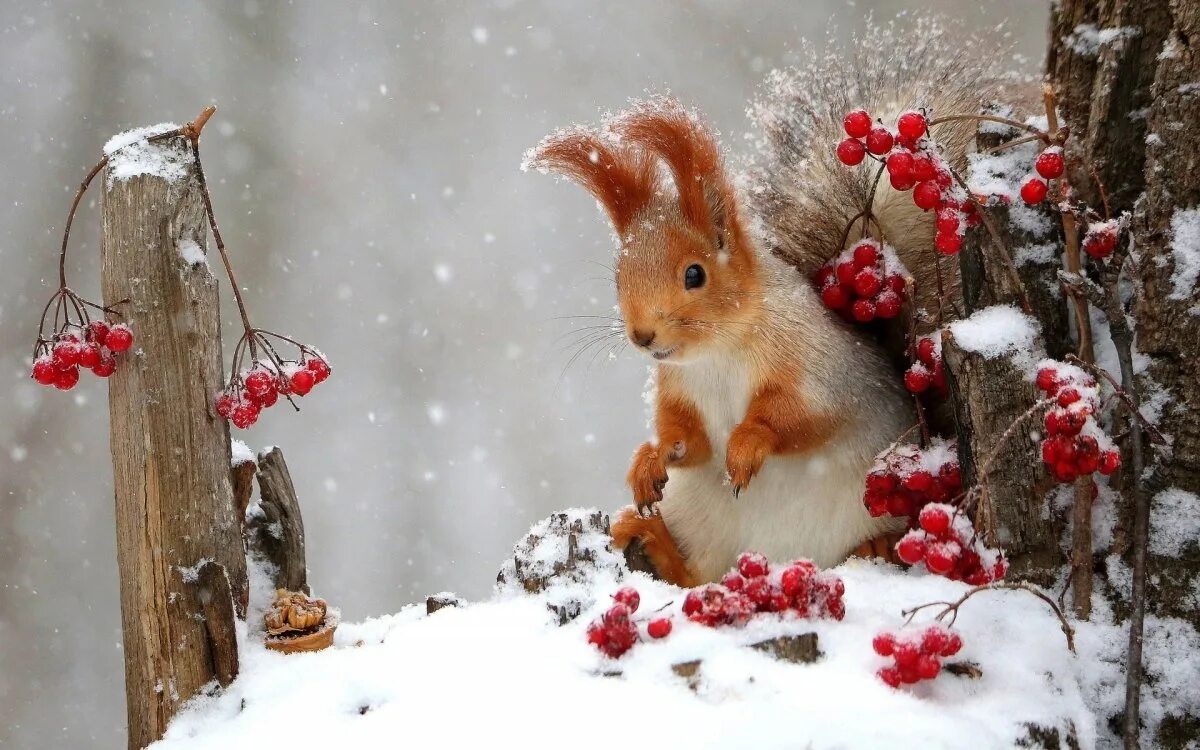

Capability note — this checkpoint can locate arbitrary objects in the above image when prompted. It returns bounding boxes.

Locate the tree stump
[248,447,309,594]
[101,131,247,749]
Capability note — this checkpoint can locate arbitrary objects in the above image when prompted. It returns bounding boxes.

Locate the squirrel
[524,21,1015,586]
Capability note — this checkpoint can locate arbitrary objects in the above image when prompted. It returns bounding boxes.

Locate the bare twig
[901,581,1075,653]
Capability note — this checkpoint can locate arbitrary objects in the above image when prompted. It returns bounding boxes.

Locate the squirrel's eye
[684,264,706,290]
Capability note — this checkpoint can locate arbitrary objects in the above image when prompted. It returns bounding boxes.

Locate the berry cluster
[812,239,907,322]
[584,586,672,658]
[894,503,1008,584]
[1036,360,1120,482]
[903,334,947,396]
[31,319,133,391]
[1018,146,1064,206]
[836,109,980,257]
[682,553,846,626]
[1081,219,1120,260]
[215,350,331,429]
[872,623,963,687]
[863,439,961,522]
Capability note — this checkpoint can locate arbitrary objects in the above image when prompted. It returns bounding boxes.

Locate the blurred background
[0,1,1046,746]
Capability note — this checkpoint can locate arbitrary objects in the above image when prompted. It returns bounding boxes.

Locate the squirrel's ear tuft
[523,127,656,238]
[610,97,743,252]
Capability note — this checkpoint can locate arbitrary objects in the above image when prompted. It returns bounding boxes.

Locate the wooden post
[101,132,248,749]
[249,447,309,593]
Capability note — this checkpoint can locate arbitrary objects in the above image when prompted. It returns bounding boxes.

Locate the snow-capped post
[100,108,249,749]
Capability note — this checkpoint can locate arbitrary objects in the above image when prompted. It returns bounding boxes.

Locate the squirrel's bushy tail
[746,16,1030,311]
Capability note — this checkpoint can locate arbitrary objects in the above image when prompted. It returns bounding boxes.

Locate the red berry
[924,544,958,575]
[942,632,963,656]
[851,298,877,322]
[843,109,872,139]
[245,368,277,399]
[231,401,260,429]
[936,209,960,235]
[866,471,897,494]
[215,392,238,419]
[52,339,81,369]
[912,180,941,211]
[1084,229,1119,259]
[612,586,640,613]
[890,170,916,191]
[894,642,920,669]
[902,470,933,492]
[916,654,941,680]
[852,242,879,269]
[1099,450,1121,475]
[32,357,57,385]
[897,111,927,141]
[836,262,858,286]
[78,342,102,369]
[935,231,962,256]
[896,534,926,564]
[1020,176,1048,205]
[886,274,906,294]
[780,565,811,598]
[853,268,883,297]
[1036,367,1059,393]
[912,154,938,182]
[904,367,932,394]
[306,357,331,384]
[721,571,746,592]
[865,127,894,155]
[918,505,951,534]
[54,366,80,391]
[289,369,315,396]
[1035,149,1065,180]
[916,337,937,366]
[872,632,896,656]
[250,388,279,409]
[875,291,902,319]
[821,285,849,310]
[878,667,902,688]
[586,622,607,646]
[602,603,631,627]
[939,462,961,489]
[836,138,866,166]
[682,590,703,616]
[92,352,117,378]
[885,151,914,182]
[1057,388,1081,407]
[647,617,672,639]
[106,324,134,352]
[86,320,111,346]
[737,551,769,578]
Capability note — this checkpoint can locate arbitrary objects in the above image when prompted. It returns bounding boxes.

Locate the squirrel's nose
[631,329,656,348]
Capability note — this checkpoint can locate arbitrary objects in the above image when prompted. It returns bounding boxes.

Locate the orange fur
[524,129,656,238]
[728,377,842,493]
[850,531,907,564]
[610,507,698,587]
[627,394,712,508]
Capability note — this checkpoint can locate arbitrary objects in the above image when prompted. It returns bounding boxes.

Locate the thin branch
[901,581,1075,653]
[928,114,1049,141]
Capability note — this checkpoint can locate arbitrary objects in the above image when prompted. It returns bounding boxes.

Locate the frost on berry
[31,316,135,392]
[903,333,947,397]
[214,348,331,430]
[682,554,841,628]
[1034,359,1120,483]
[874,623,962,687]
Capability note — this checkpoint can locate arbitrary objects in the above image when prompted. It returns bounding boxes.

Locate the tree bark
[101,137,247,749]
[249,447,309,594]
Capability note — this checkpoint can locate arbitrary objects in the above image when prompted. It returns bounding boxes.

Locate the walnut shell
[265,589,328,636]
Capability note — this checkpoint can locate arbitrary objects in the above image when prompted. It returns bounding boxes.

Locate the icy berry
[32,357,57,385]
[853,268,883,297]
[1020,176,1048,205]
[843,109,872,139]
[736,552,769,579]
[918,504,951,535]
[865,127,894,155]
[852,242,879,269]
[92,352,117,378]
[602,603,631,627]
[875,291,902,319]
[896,534,926,565]
[647,617,672,639]
[612,586,640,613]
[231,401,261,429]
[878,667,902,688]
[912,154,937,182]
[77,343,102,370]
[885,151,914,182]
[916,654,941,680]
[721,571,746,592]
[904,367,932,394]
[896,112,927,141]
[86,320,111,346]
[306,357,331,384]
[836,138,866,166]
[924,544,957,575]
[1034,148,1065,180]
[851,298,877,322]
[51,338,81,369]
[779,565,811,598]
[916,337,936,365]
[215,392,238,419]
[936,209,960,235]
[821,283,850,310]
[872,632,896,656]
[289,369,315,396]
[1036,367,1059,393]
[935,232,962,256]
[245,368,278,399]
[106,324,133,353]
[1099,450,1121,475]
[54,366,80,391]
[682,590,703,616]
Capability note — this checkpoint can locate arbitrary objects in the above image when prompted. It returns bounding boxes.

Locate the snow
[177,238,209,271]
[1168,207,1200,302]
[1065,24,1140,57]
[104,122,190,185]
[148,510,1122,750]
[1149,489,1200,557]
[230,439,255,467]
[948,305,1040,373]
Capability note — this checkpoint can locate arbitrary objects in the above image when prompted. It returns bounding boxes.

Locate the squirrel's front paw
[726,421,776,497]
[627,442,668,516]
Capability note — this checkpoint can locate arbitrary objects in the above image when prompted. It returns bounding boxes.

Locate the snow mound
[151,511,1108,749]
[949,305,1041,373]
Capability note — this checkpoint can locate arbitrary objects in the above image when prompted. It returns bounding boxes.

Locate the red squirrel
[525,35,1006,586]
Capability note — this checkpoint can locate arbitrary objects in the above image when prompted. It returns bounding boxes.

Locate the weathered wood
[426,593,462,615]
[250,447,309,594]
[231,456,257,528]
[750,633,820,664]
[101,135,248,749]
[942,328,1061,581]
[195,562,239,688]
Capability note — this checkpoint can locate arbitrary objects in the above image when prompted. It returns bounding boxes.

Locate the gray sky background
[0,2,1046,746]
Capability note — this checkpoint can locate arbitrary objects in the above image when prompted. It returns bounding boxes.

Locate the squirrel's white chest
[673,354,755,452]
